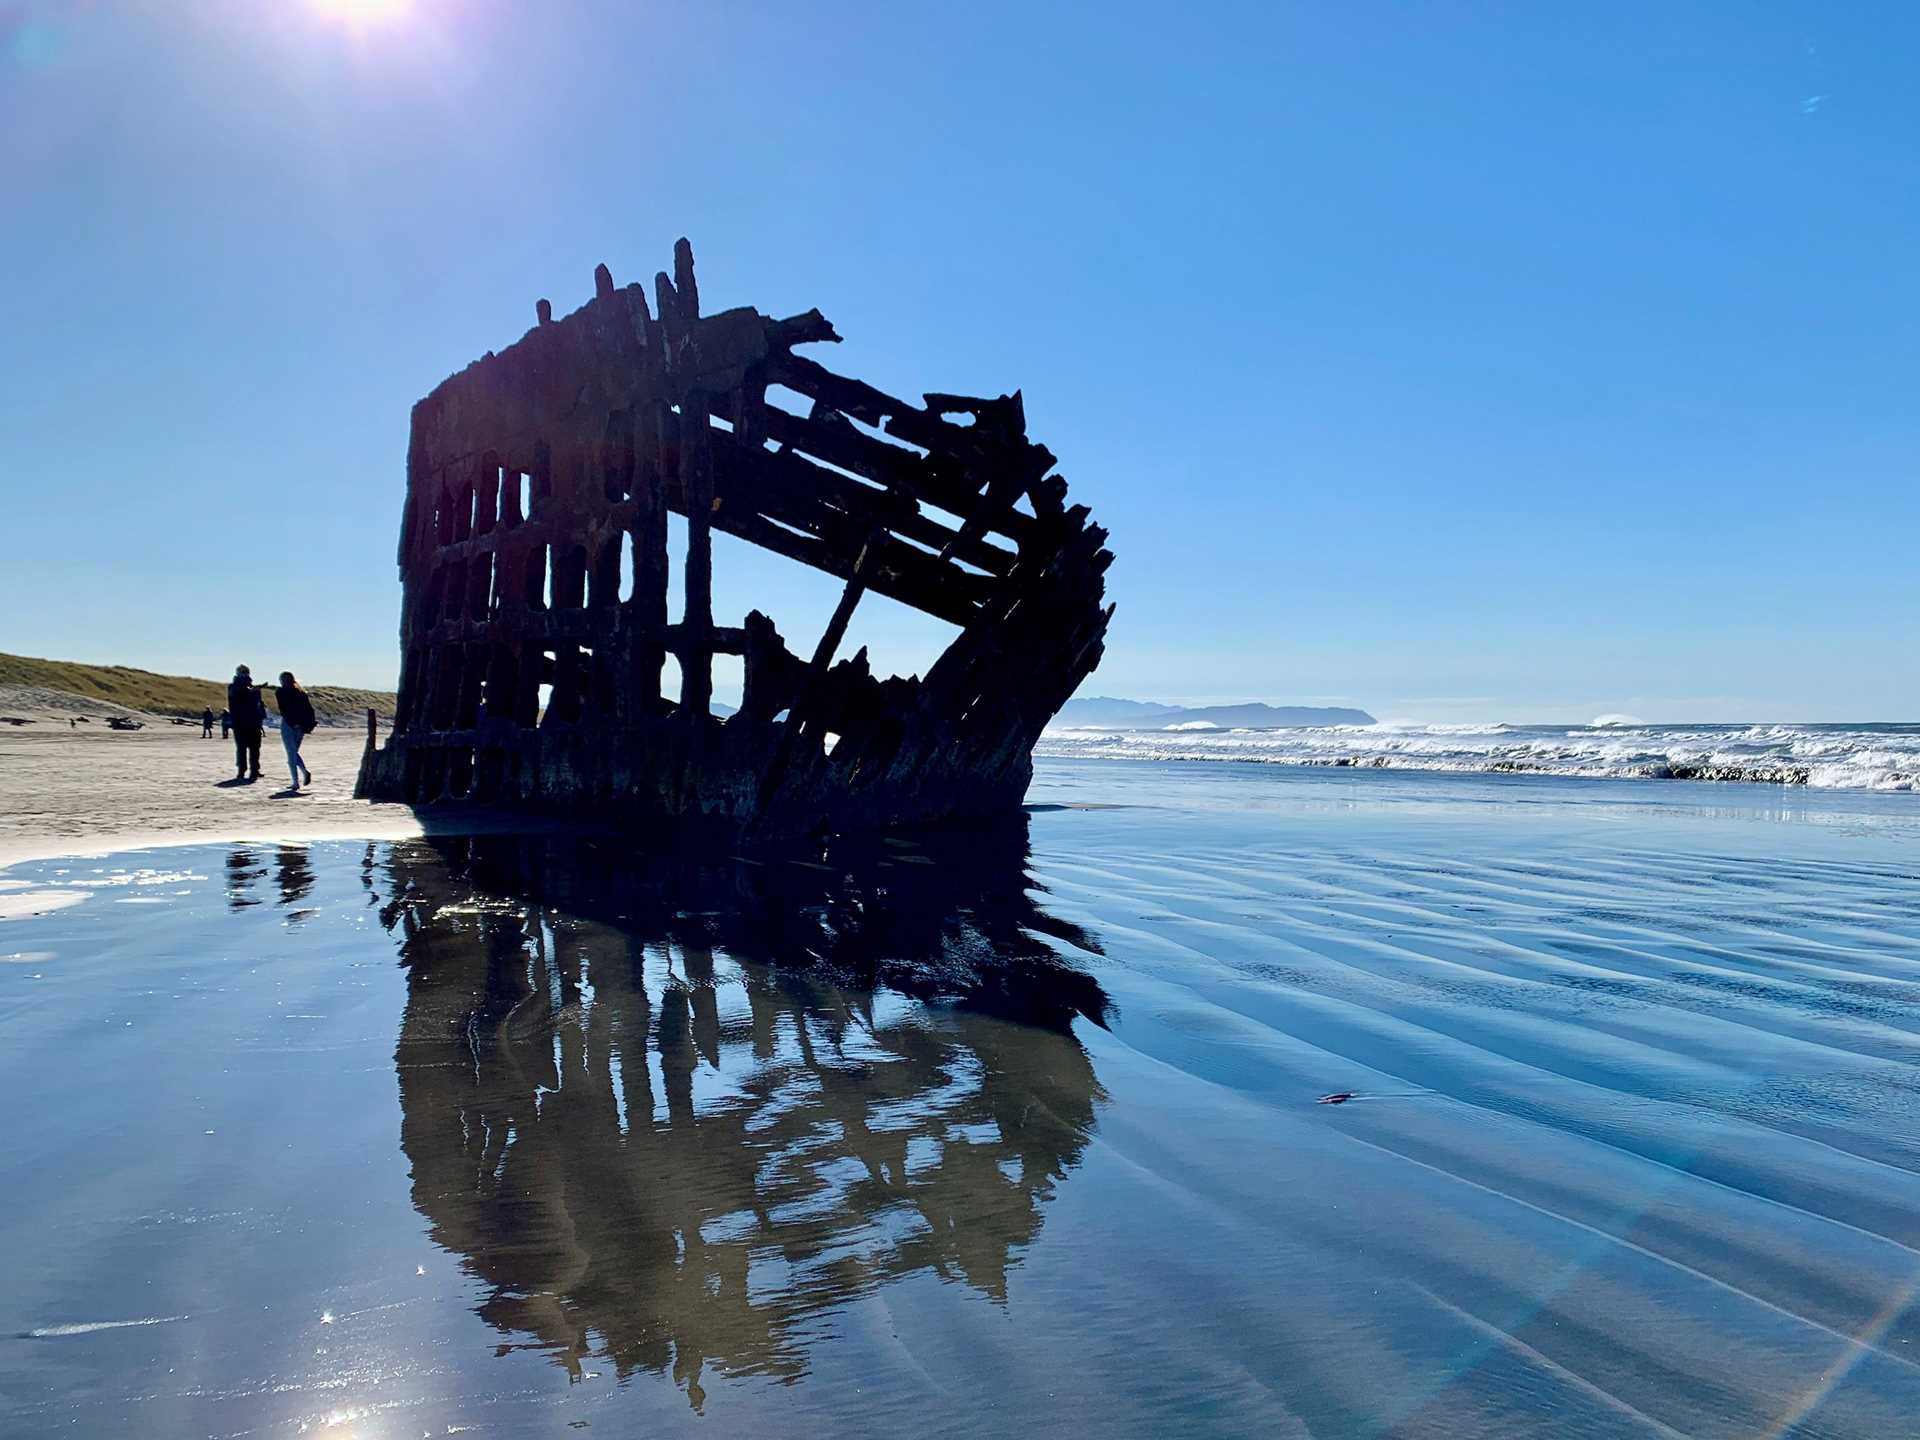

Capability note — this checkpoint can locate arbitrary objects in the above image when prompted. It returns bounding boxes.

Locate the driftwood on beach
[355,239,1113,837]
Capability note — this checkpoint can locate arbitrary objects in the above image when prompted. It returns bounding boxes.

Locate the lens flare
[313,0,411,26]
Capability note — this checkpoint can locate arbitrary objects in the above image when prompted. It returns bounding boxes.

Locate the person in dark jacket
[201,707,215,738]
[227,665,267,781]
[273,672,317,792]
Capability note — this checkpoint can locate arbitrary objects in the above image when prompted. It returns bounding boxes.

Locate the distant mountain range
[1054,697,1376,730]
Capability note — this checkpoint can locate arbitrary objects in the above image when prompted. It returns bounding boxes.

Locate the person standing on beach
[273,672,317,792]
[227,665,266,782]
[201,707,215,738]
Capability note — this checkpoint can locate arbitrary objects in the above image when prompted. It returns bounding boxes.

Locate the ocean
[3,759,1919,1436]
[1040,719,1920,790]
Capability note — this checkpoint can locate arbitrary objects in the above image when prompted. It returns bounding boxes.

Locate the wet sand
[0,727,451,877]
[5,764,1920,1435]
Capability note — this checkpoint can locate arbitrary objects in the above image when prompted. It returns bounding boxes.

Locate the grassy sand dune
[0,652,394,727]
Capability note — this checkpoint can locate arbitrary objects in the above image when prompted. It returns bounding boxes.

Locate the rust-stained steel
[355,239,1113,838]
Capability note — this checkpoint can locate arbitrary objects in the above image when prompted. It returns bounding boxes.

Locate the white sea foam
[1037,720,1920,790]
[24,1315,188,1337]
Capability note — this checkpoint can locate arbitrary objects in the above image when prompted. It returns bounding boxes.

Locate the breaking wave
[1036,720,1920,791]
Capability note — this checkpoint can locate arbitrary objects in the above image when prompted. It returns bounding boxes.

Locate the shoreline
[7,726,1914,879]
[0,726,1115,878]
[0,815,425,874]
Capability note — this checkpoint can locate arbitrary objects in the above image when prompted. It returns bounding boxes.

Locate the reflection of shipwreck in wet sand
[382,828,1108,1404]
[356,239,1113,836]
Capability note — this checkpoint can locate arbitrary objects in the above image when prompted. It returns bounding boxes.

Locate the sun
[313,0,411,26]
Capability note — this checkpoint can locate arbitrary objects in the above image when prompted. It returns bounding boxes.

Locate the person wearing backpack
[273,671,318,792]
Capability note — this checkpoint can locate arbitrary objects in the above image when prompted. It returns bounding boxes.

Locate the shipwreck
[355,239,1113,837]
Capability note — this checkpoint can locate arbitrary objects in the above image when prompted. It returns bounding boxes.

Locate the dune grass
[0,652,394,724]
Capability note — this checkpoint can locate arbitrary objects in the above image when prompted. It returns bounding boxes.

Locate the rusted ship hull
[356,240,1112,839]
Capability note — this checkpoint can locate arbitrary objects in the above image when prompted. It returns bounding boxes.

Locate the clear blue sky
[4,1,1916,722]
